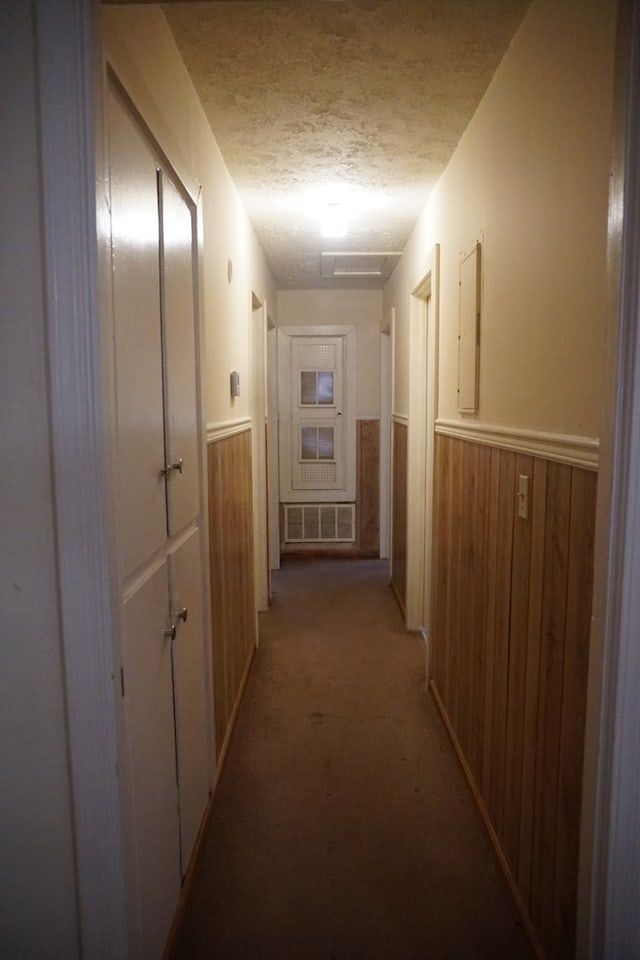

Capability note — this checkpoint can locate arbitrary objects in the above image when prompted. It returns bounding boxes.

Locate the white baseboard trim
[206,417,252,443]
[435,418,599,470]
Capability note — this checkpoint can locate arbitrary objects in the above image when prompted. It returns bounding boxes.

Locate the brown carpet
[171,558,533,960]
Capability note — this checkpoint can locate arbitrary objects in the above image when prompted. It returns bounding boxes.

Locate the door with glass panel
[278,326,355,504]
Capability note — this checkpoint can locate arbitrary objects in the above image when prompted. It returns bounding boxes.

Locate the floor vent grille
[284,503,355,543]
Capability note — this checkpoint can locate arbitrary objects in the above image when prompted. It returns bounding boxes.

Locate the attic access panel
[320,251,402,280]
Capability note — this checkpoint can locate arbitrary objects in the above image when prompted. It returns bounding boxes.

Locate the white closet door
[122,562,180,960]
[160,173,199,535]
[108,90,167,578]
[169,528,210,875]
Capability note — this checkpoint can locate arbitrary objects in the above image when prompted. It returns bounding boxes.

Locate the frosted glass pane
[318,371,334,405]
[318,427,334,460]
[301,426,317,460]
[300,371,317,405]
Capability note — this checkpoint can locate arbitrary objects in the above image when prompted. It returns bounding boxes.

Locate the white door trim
[405,246,440,632]
[251,293,269,612]
[379,330,392,559]
[579,2,640,956]
[35,1,128,955]
[267,323,281,570]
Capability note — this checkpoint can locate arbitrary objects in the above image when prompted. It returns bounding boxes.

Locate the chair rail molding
[435,419,599,470]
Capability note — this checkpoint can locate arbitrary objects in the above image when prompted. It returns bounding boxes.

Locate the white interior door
[160,173,199,536]
[109,90,166,578]
[121,563,180,960]
[278,325,356,503]
[169,528,209,876]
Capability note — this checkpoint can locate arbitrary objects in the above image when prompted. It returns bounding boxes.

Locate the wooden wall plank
[391,421,408,612]
[488,450,515,838]
[456,440,472,760]
[440,432,454,707]
[469,444,491,785]
[457,440,483,769]
[503,454,534,878]
[430,434,443,690]
[449,437,464,734]
[530,462,572,951]
[357,419,380,555]
[431,433,451,700]
[208,440,227,746]
[518,457,548,905]
[482,446,501,799]
[207,430,256,758]
[552,469,597,959]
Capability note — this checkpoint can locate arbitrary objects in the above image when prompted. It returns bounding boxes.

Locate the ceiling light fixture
[320,201,348,239]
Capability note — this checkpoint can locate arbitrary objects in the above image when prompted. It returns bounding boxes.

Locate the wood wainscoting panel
[207,429,256,761]
[391,420,408,614]
[551,467,597,959]
[356,419,380,555]
[518,456,548,907]
[431,433,597,960]
[530,463,572,950]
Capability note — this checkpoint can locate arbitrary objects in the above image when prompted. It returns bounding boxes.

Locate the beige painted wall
[102,6,277,428]
[277,289,383,418]
[385,0,616,438]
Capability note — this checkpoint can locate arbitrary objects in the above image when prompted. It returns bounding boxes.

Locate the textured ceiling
[158,0,530,288]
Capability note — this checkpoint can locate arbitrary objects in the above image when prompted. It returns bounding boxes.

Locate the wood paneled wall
[207,429,256,761]
[431,433,597,960]
[391,420,408,613]
[356,418,380,555]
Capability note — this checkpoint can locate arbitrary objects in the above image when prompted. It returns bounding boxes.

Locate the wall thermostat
[230,370,240,398]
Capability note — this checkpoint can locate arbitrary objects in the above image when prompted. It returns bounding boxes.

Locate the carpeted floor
[170,558,533,959]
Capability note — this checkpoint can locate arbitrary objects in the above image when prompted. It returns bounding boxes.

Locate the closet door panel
[169,528,210,875]
[122,562,180,960]
[161,173,199,535]
[108,89,167,578]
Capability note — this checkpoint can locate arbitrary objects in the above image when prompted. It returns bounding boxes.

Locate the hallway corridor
[171,559,533,959]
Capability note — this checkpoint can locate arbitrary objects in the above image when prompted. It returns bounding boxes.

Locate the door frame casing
[579,0,640,955]
[267,321,281,570]
[277,324,357,503]
[405,246,440,633]
[35,0,129,954]
[379,327,392,559]
[251,292,270,611]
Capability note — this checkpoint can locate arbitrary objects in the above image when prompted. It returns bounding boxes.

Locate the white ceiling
[156,0,530,288]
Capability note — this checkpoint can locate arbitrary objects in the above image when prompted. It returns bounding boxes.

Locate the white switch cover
[518,474,529,520]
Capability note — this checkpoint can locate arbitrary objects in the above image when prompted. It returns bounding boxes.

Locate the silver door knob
[163,624,176,641]
[176,607,188,623]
